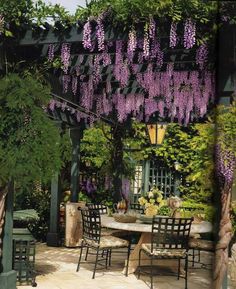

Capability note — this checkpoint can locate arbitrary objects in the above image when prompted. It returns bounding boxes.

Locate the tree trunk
[0,186,7,258]
[213,185,233,289]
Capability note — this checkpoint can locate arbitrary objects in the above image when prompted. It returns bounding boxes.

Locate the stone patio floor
[18,243,215,289]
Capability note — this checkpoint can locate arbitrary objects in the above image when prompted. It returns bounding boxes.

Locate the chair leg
[105,250,109,269]
[138,249,142,279]
[92,248,100,279]
[192,248,195,267]
[76,243,84,272]
[85,246,89,261]
[185,256,188,289]
[125,244,131,277]
[150,256,153,289]
[108,249,111,267]
[177,258,180,280]
[197,249,201,263]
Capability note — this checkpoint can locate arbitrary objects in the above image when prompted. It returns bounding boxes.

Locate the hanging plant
[60,43,71,74]
[169,22,178,48]
[143,23,150,60]
[183,19,196,49]
[196,43,208,70]
[47,44,55,62]
[96,14,105,51]
[127,27,137,63]
[82,20,92,50]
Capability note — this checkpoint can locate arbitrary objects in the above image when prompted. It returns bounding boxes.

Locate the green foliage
[0,73,62,188]
[138,122,215,203]
[15,185,51,241]
[216,102,236,157]
[76,0,217,24]
[0,0,75,37]
[81,124,110,169]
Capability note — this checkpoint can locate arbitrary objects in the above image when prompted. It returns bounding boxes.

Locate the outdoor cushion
[141,243,186,258]
[84,235,129,249]
[188,238,214,251]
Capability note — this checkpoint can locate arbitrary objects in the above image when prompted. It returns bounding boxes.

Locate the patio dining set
[76,204,214,289]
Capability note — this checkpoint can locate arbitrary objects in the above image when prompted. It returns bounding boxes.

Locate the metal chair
[130,203,144,214]
[77,208,131,279]
[86,203,108,214]
[137,216,193,289]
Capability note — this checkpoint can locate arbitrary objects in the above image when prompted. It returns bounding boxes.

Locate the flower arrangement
[138,186,164,216]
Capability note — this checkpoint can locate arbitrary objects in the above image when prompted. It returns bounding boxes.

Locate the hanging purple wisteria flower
[48,44,55,62]
[196,43,208,69]
[127,27,137,62]
[149,17,156,40]
[83,20,92,50]
[184,19,196,49]
[61,43,71,74]
[143,24,150,59]
[62,75,71,93]
[96,15,105,51]
[215,144,236,187]
[169,22,177,48]
[72,76,78,95]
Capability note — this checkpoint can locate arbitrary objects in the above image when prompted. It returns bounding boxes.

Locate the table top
[101,215,213,234]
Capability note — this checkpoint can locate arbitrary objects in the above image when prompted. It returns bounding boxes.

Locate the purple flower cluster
[196,43,208,69]
[127,28,137,62]
[169,22,177,48]
[96,16,105,51]
[72,76,78,95]
[143,25,150,59]
[61,43,71,74]
[149,17,156,40]
[48,44,55,62]
[62,75,71,93]
[83,21,92,50]
[184,19,196,49]
[216,144,236,186]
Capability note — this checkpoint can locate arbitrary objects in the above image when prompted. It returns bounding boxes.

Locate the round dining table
[101,215,213,274]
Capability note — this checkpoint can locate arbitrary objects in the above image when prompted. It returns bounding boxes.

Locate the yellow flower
[156,196,163,203]
[138,197,147,206]
[145,204,158,216]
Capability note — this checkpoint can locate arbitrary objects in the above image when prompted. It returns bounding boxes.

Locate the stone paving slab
[18,243,213,289]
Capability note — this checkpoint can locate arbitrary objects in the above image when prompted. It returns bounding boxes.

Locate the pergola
[0,12,235,289]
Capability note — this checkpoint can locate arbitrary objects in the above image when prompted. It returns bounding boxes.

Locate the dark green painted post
[143,160,150,194]
[46,173,61,247]
[46,121,62,247]
[70,127,83,202]
[0,181,17,289]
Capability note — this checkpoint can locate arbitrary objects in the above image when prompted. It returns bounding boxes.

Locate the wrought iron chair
[86,203,108,214]
[137,216,193,289]
[77,208,131,279]
[130,203,145,214]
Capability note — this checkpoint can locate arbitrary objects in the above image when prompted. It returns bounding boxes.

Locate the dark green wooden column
[46,173,61,247]
[46,121,63,247]
[143,160,150,194]
[70,127,83,202]
[0,182,17,289]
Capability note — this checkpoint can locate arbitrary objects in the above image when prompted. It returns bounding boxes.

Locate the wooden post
[46,173,61,247]
[143,160,150,194]
[0,181,17,289]
[69,127,83,203]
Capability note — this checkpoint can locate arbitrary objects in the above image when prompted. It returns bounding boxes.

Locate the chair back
[151,217,193,251]
[87,203,108,215]
[130,203,144,214]
[81,208,101,245]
